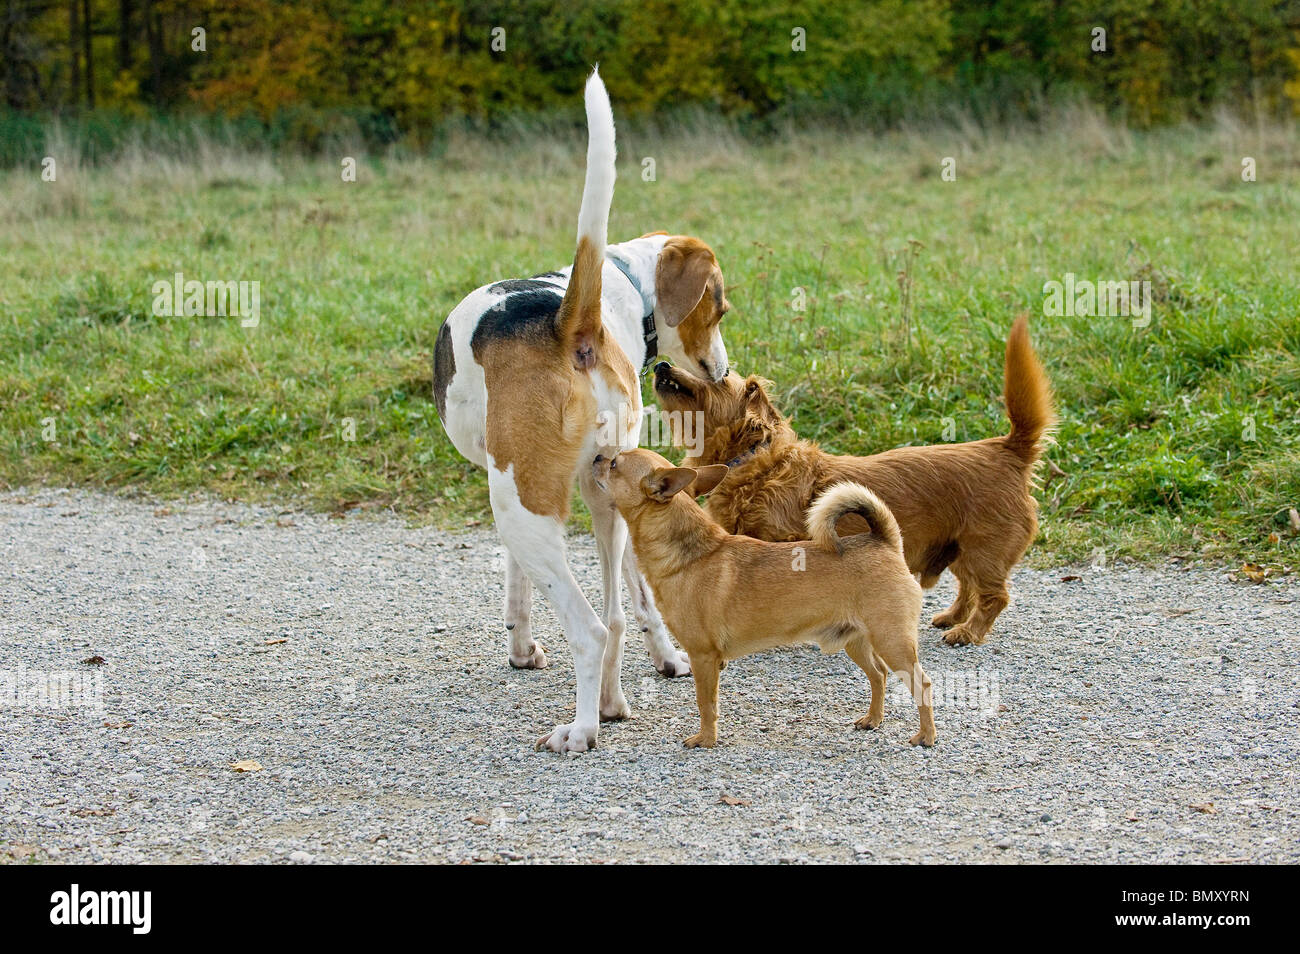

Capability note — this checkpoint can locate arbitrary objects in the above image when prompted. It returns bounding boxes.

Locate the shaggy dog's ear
[643,467,698,502]
[743,376,781,424]
[691,464,729,496]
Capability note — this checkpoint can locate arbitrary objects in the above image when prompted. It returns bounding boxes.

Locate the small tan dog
[592,448,936,748]
[653,315,1054,646]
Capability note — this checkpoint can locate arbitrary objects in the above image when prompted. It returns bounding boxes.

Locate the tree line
[2,1,1297,136]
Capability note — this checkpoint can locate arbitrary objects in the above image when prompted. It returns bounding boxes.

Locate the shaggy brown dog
[592,449,935,747]
[653,315,1054,646]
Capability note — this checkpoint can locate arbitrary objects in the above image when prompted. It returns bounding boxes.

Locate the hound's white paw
[536,722,598,753]
[654,649,691,678]
[600,692,632,722]
[508,641,548,669]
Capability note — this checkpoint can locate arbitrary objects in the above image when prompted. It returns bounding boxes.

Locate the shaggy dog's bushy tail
[1003,314,1055,463]
[807,483,903,555]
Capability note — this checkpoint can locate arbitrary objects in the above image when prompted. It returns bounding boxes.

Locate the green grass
[2,107,1298,567]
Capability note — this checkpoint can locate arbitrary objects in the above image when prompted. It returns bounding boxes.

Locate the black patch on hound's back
[432,319,456,421]
[532,270,565,280]
[470,288,565,361]
[488,278,558,295]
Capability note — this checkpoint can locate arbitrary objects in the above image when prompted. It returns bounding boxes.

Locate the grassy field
[2,106,1298,567]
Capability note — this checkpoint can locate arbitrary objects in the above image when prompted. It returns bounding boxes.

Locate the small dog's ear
[691,464,729,496]
[643,467,698,502]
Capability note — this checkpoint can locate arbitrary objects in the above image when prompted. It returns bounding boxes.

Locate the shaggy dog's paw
[942,625,986,647]
[931,608,966,629]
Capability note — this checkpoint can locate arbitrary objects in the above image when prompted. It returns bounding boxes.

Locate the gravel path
[2,488,1296,864]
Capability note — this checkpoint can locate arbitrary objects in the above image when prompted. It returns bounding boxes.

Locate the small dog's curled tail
[1003,314,1056,463]
[556,67,617,371]
[807,482,903,555]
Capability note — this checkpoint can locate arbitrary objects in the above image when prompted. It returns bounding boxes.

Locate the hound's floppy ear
[655,239,717,328]
[642,467,698,502]
[691,464,729,496]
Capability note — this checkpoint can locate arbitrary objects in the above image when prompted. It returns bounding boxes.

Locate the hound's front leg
[579,471,631,722]
[621,545,692,678]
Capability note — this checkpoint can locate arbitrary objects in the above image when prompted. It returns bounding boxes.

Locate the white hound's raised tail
[577,67,616,251]
[558,67,618,370]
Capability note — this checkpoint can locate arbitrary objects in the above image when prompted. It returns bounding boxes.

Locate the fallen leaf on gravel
[102,721,133,729]
[1165,608,1195,617]
[81,655,106,666]
[718,794,750,807]
[468,815,489,826]
[153,507,173,517]
[263,638,288,645]
[1125,810,1140,822]
[230,760,263,773]
[1060,574,1082,582]
[1190,802,1216,814]
[70,807,114,817]
[275,518,295,528]
[1237,563,1272,583]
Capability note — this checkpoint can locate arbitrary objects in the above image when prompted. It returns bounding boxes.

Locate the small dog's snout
[653,361,670,374]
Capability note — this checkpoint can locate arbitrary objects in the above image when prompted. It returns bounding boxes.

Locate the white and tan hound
[432,69,732,752]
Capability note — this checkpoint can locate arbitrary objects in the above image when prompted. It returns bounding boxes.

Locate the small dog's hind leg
[873,641,937,747]
[846,639,887,730]
[621,545,692,678]
[504,553,547,669]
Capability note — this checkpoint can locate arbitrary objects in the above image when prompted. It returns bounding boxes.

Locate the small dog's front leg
[683,653,721,748]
